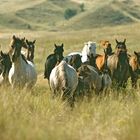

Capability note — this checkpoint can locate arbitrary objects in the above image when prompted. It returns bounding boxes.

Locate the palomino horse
[107,39,130,88]
[129,51,140,88]
[8,35,37,89]
[44,43,64,80]
[0,51,12,85]
[96,40,113,71]
[49,60,78,107]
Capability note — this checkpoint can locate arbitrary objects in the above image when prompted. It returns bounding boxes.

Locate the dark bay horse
[96,41,112,71]
[44,43,64,80]
[107,39,130,88]
[25,39,36,62]
[0,51,12,85]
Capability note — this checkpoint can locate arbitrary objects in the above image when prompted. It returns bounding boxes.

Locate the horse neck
[55,53,64,61]
[13,55,26,70]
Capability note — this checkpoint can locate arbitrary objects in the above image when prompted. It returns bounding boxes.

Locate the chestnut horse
[96,40,112,71]
[129,51,140,88]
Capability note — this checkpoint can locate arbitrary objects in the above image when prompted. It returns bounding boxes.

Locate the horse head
[103,43,112,56]
[9,35,25,62]
[69,54,82,71]
[54,43,64,62]
[84,41,96,57]
[115,39,127,52]
[26,39,36,62]
[87,54,97,68]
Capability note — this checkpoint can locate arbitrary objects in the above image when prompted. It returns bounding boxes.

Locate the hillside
[0,0,140,31]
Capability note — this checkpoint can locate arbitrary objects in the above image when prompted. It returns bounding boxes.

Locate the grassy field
[0,0,140,140]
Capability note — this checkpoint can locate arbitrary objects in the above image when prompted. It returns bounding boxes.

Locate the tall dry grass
[0,23,140,140]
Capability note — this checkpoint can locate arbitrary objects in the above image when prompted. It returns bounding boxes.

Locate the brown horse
[107,39,130,88]
[96,40,112,71]
[129,51,140,88]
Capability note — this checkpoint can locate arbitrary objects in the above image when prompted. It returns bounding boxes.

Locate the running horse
[8,35,37,89]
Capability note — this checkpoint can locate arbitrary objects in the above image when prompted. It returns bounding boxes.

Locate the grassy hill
[0,0,140,31]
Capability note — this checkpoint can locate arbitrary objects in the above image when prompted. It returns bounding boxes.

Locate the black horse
[44,43,64,80]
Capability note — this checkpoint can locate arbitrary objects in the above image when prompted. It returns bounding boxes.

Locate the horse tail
[61,63,69,95]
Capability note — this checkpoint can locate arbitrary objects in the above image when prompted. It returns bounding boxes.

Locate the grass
[0,0,140,139]
[0,23,140,139]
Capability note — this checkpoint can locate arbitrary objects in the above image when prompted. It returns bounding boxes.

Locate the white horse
[49,60,78,107]
[64,41,96,64]
[8,35,37,89]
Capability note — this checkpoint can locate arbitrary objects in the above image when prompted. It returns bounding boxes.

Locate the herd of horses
[0,35,140,107]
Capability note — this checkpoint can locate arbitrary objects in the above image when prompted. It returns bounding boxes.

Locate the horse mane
[21,54,28,64]
[47,54,55,60]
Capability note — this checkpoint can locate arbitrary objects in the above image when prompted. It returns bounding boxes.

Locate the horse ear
[61,43,63,48]
[0,51,4,57]
[33,40,36,44]
[26,39,29,44]
[12,35,16,40]
[134,51,138,56]
[21,37,25,42]
[123,39,126,44]
[115,39,119,44]
[54,44,57,48]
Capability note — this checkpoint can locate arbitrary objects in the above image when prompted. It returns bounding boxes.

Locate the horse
[49,60,78,107]
[25,39,36,62]
[77,64,111,97]
[44,43,64,80]
[0,51,12,85]
[129,51,140,88]
[8,35,37,89]
[96,41,112,71]
[107,39,130,88]
[63,41,96,68]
